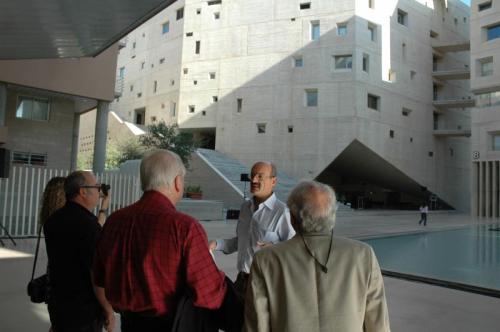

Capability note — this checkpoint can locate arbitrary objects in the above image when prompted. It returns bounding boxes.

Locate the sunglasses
[81,183,111,195]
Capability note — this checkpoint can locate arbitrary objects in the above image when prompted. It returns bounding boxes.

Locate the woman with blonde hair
[40,177,66,226]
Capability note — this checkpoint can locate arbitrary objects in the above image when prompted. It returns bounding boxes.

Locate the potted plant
[186,185,203,199]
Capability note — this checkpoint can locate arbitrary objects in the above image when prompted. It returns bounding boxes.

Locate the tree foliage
[140,122,195,167]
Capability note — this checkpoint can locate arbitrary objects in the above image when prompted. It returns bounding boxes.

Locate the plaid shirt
[93,190,227,316]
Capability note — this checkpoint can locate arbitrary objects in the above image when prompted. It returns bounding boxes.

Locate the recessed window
[119,67,125,78]
[294,56,303,68]
[305,89,318,107]
[153,81,158,93]
[410,70,416,79]
[176,7,184,20]
[337,23,347,37]
[288,125,294,133]
[141,61,145,69]
[13,151,47,166]
[202,111,207,116]
[188,105,195,113]
[362,54,369,72]
[367,94,380,111]
[162,22,170,34]
[159,58,165,64]
[493,134,500,150]
[311,21,320,41]
[397,9,408,26]
[183,68,188,74]
[368,23,376,42]
[402,107,412,116]
[430,30,438,38]
[402,43,407,59]
[487,24,500,41]
[208,0,222,5]
[368,0,375,9]
[334,55,353,70]
[428,151,434,157]
[132,41,136,49]
[171,102,176,116]
[388,69,396,82]
[257,123,266,133]
[130,85,134,92]
[212,96,218,102]
[479,1,492,11]
[237,98,243,112]
[196,8,201,14]
[171,80,175,86]
[214,12,220,19]
[134,108,145,125]
[137,92,142,98]
[186,32,193,37]
[476,91,500,108]
[479,57,493,77]
[15,96,50,121]
[209,72,216,79]
[151,116,157,122]
[389,130,394,138]
[300,2,311,10]
[195,41,201,54]
[193,80,198,85]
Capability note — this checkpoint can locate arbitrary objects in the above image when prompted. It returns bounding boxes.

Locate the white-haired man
[244,181,391,332]
[93,150,233,332]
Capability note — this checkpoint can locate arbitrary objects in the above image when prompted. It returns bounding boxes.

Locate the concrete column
[0,83,6,127]
[92,101,109,174]
[472,162,479,217]
[70,112,80,171]
[486,161,491,218]
[493,162,498,218]
[479,162,484,217]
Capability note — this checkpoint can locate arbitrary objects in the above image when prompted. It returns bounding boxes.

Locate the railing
[0,166,140,238]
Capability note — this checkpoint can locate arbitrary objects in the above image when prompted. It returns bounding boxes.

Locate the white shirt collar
[251,192,277,211]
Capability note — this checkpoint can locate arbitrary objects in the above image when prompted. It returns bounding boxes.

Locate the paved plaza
[1,209,499,331]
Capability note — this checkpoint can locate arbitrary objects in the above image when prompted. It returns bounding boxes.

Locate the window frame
[305,89,318,107]
[334,55,353,70]
[15,95,51,122]
[12,151,48,167]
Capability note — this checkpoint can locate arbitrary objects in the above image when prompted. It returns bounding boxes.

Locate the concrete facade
[110,0,472,210]
[470,0,500,217]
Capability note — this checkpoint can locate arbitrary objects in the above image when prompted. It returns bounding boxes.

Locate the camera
[100,183,111,196]
[240,173,250,182]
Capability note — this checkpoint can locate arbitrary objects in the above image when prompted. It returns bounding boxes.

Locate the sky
[460,0,471,6]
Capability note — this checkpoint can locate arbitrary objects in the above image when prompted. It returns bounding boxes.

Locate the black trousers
[419,213,427,225]
[121,312,174,332]
[52,319,103,332]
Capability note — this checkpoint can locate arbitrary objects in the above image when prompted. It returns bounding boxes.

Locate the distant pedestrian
[418,204,428,226]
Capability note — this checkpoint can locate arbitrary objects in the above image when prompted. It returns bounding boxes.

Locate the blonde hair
[39,177,66,226]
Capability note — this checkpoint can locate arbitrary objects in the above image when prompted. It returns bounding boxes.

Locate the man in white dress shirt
[209,161,295,296]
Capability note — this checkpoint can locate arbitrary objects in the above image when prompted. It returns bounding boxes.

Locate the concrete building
[470,0,500,216]
[111,0,472,210]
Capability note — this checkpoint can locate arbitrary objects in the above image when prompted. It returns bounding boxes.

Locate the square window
[294,56,303,68]
[430,30,438,38]
[159,58,165,64]
[334,55,353,70]
[288,125,294,133]
[428,151,434,157]
[214,12,220,19]
[213,96,218,102]
[196,8,201,14]
[183,68,188,74]
[300,2,311,10]
[257,123,266,133]
[337,23,347,36]
[162,22,170,34]
[397,9,408,26]
[202,111,207,116]
[362,54,369,72]
[487,24,500,41]
[209,72,216,79]
[402,107,412,116]
[151,116,157,122]
[177,7,184,20]
[493,134,500,150]
[15,96,50,121]
[193,80,198,85]
[137,92,142,98]
[311,21,320,41]
[479,57,493,77]
[237,98,243,112]
[367,94,380,110]
[368,23,376,41]
[188,105,195,113]
[479,1,492,11]
[305,89,318,107]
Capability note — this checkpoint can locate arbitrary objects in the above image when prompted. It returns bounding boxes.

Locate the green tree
[140,122,195,167]
[105,137,146,170]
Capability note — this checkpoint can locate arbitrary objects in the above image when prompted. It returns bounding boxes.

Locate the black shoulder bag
[27,225,50,303]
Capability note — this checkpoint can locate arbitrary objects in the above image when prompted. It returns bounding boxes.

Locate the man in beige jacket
[244,181,390,332]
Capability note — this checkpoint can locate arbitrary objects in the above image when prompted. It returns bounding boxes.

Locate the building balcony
[433,129,471,137]
[432,98,475,109]
[432,41,470,53]
[432,69,470,80]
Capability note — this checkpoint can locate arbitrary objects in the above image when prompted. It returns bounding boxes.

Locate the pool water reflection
[363,224,500,291]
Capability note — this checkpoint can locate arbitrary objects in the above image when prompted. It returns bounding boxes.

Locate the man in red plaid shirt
[92,150,228,332]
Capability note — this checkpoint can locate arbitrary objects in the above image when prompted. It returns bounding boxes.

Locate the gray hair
[253,161,277,177]
[64,171,89,200]
[140,149,186,191]
[287,181,336,234]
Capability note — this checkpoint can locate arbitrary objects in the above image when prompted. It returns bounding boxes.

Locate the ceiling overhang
[0,0,177,60]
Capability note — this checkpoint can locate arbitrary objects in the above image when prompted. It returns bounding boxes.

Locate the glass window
[337,24,347,36]
[368,24,376,41]
[257,123,266,133]
[300,2,311,10]
[16,96,50,121]
[487,24,500,41]
[195,41,201,54]
[119,67,125,78]
[362,54,369,72]
[306,90,318,107]
[188,105,195,113]
[13,152,47,166]
[478,1,492,11]
[367,94,380,110]
[334,55,353,70]
[237,98,243,112]
[397,9,408,26]
[493,135,500,151]
[208,0,222,5]
[176,7,184,20]
[294,56,303,67]
[311,22,320,41]
[480,58,493,76]
[162,22,170,34]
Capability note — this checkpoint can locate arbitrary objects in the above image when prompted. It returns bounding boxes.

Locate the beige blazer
[244,234,391,332]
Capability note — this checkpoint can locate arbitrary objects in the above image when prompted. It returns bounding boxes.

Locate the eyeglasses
[250,174,275,181]
[80,185,102,192]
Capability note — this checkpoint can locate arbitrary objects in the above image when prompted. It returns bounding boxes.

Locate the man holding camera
[44,171,114,332]
[209,161,295,296]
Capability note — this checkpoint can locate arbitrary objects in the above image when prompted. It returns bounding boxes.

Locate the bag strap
[30,224,43,281]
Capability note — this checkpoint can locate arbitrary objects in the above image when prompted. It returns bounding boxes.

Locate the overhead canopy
[0,0,177,59]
